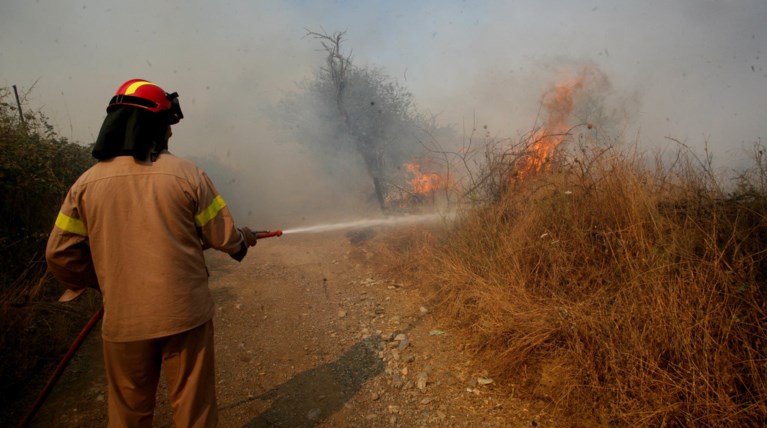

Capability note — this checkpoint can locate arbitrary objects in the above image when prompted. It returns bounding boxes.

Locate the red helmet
[107,79,183,124]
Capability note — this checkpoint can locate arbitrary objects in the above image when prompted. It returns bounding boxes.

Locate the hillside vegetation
[3,82,766,426]
[0,87,99,412]
[391,133,767,426]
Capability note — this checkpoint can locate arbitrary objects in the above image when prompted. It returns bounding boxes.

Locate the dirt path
[28,229,559,427]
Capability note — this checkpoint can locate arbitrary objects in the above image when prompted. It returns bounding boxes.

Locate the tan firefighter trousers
[102,319,218,428]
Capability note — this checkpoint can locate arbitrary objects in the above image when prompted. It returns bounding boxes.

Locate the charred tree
[306,30,389,210]
[276,30,453,212]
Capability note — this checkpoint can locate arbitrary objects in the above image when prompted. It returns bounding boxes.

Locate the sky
[2,0,766,223]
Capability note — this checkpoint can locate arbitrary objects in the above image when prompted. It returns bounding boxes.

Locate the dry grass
[387,139,767,426]
[0,271,102,422]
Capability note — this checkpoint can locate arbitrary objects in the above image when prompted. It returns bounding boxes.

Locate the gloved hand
[240,227,258,247]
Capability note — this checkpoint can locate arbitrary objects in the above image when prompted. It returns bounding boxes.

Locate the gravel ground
[24,229,563,427]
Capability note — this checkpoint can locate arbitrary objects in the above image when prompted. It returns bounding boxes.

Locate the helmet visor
[166,92,184,124]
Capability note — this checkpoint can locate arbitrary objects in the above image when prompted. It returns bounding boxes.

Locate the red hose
[17,306,104,428]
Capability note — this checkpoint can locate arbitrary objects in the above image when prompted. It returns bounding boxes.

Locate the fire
[404,161,450,195]
[516,68,590,178]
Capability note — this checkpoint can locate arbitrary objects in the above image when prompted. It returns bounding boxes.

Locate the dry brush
[392,137,767,426]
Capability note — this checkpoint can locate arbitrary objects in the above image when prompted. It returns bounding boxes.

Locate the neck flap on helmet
[92,106,169,161]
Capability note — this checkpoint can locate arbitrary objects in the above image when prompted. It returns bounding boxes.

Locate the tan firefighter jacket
[46,152,246,342]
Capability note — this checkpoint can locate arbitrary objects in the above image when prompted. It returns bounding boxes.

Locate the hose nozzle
[255,230,283,240]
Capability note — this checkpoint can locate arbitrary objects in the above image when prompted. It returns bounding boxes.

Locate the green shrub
[0,86,97,423]
[0,87,94,289]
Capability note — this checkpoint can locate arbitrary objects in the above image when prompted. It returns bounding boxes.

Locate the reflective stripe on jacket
[46,152,245,342]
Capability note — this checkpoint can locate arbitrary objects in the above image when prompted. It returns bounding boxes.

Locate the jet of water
[282,213,450,235]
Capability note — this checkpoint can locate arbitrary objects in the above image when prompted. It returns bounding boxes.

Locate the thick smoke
[2,1,765,229]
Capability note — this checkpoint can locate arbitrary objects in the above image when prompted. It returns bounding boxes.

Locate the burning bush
[377,66,767,425]
[392,133,767,425]
[277,30,456,212]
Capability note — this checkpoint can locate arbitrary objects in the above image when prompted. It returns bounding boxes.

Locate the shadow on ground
[224,335,383,428]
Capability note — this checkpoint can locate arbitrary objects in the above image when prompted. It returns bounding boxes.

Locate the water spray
[281,213,448,235]
[250,213,451,242]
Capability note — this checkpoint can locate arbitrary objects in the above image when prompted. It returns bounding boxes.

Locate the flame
[404,161,450,195]
[517,68,589,178]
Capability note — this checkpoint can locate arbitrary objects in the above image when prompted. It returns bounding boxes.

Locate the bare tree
[305,30,391,209]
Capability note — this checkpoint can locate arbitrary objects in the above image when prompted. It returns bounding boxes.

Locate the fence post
[12,85,25,125]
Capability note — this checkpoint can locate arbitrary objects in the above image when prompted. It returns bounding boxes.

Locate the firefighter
[45,79,257,427]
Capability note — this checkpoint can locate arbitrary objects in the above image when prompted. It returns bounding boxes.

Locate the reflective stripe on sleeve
[55,212,88,236]
[195,195,227,227]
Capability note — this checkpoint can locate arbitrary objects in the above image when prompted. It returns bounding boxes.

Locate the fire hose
[16,307,104,428]
[17,229,282,428]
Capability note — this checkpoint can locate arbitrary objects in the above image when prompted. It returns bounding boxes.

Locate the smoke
[2,0,765,227]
